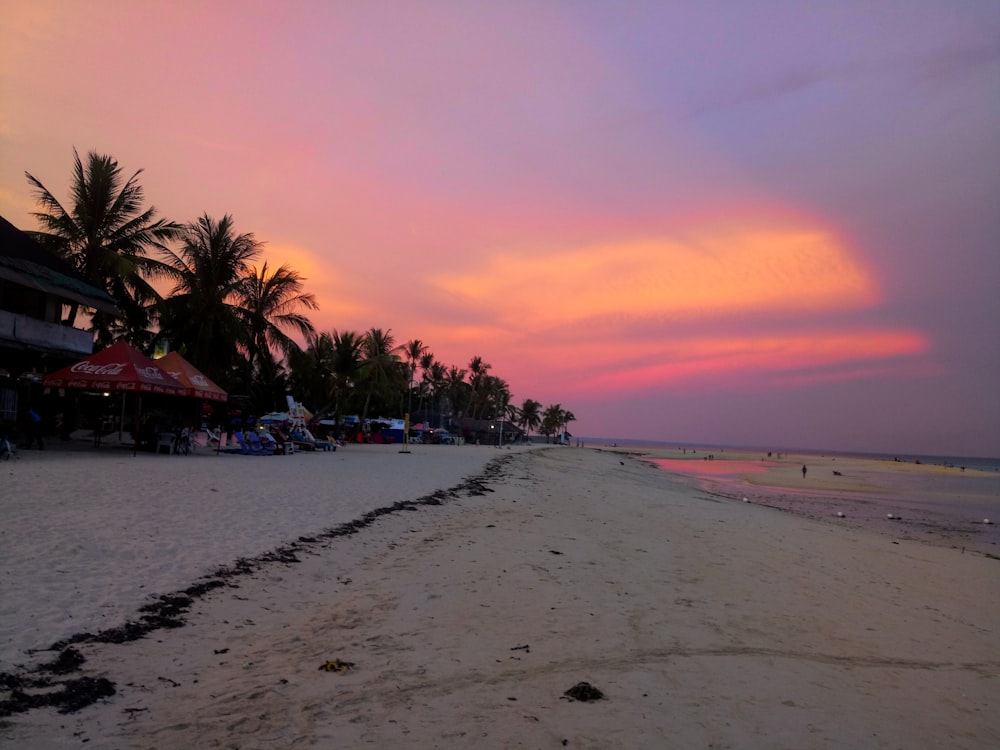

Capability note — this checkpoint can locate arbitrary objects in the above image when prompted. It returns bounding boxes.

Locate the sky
[2,1,998,457]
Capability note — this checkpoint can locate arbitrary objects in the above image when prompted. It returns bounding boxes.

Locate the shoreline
[601,446,1000,557]
[588,440,1000,472]
[3,446,999,748]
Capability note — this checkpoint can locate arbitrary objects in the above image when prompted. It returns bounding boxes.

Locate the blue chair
[233,431,254,455]
[259,431,283,454]
[291,428,336,452]
[247,431,274,455]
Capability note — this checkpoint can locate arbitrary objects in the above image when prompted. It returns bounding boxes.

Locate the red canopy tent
[43,340,187,395]
[43,341,187,452]
[156,351,228,402]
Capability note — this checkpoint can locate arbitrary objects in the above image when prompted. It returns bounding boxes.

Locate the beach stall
[42,340,187,451]
[156,351,229,450]
[156,352,228,402]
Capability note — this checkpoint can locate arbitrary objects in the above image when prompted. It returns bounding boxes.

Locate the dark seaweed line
[0,455,513,719]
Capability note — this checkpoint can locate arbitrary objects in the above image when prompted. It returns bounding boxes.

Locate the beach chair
[247,431,274,455]
[0,434,16,461]
[302,427,336,452]
[291,429,334,452]
[176,428,193,455]
[205,427,223,447]
[277,426,314,451]
[233,431,254,455]
[259,431,282,454]
[156,432,175,455]
[266,429,294,454]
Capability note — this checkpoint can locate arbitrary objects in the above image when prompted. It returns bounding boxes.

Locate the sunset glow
[573,330,929,394]
[432,223,877,331]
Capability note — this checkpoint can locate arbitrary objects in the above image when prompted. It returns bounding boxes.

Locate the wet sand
[637,448,1000,556]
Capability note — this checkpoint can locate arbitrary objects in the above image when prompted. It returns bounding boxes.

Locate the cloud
[421,218,928,397]
[571,329,929,394]
[692,38,1000,119]
[430,221,878,333]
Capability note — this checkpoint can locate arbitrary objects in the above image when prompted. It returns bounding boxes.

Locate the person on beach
[25,408,44,450]
[802,464,807,478]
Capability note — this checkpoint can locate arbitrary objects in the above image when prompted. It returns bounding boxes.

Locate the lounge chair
[266,429,294,454]
[259,431,283,454]
[233,431,254,455]
[292,429,336,452]
[302,427,337,451]
[275,425,314,451]
[247,431,274,455]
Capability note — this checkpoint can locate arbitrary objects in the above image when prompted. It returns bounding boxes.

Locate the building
[0,214,116,423]
[459,417,524,446]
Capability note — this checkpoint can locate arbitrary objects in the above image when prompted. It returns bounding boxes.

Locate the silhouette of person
[802,464,807,478]
[26,409,44,450]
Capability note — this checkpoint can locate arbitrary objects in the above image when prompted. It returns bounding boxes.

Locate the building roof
[0,214,118,314]
[459,417,524,434]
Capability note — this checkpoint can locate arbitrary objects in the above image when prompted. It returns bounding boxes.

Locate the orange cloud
[568,329,929,393]
[430,223,878,332]
[410,219,937,399]
[296,218,928,401]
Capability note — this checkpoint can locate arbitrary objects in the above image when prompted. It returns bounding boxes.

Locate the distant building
[459,417,524,445]
[0,214,116,422]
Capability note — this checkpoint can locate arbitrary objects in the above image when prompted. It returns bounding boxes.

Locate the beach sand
[2,443,998,748]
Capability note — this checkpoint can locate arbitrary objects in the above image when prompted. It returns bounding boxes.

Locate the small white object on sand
[887,513,895,520]
[984,518,992,525]
[836,511,845,518]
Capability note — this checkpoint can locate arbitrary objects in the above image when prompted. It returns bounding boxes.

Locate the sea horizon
[579,436,1000,474]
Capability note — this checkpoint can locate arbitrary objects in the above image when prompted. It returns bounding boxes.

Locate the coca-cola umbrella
[44,340,187,395]
[155,351,228,402]
[156,351,229,454]
[43,340,187,452]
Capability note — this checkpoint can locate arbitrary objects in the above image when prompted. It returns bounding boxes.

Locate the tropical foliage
[155,213,260,383]
[24,150,577,439]
[25,149,180,347]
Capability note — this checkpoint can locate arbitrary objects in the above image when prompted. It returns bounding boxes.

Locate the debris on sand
[563,682,605,702]
[318,659,355,673]
[0,675,115,716]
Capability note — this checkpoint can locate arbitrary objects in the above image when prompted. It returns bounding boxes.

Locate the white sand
[2,445,999,748]
[0,442,513,668]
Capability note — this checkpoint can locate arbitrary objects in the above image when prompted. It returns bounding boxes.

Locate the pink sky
[2,1,998,456]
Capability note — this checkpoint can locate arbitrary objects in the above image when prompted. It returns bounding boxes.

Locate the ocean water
[588,438,1000,555]
[584,437,1000,473]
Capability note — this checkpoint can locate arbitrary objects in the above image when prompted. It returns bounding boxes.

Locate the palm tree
[480,375,510,420]
[562,410,577,444]
[156,213,260,384]
[331,329,364,434]
[415,352,436,415]
[443,365,468,428]
[289,331,337,416]
[517,398,542,438]
[359,327,402,425]
[26,149,179,345]
[422,360,447,426]
[401,339,428,418]
[541,403,566,443]
[467,356,491,419]
[236,261,318,388]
